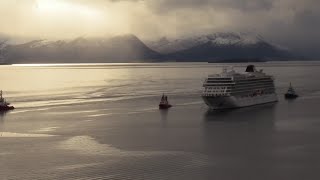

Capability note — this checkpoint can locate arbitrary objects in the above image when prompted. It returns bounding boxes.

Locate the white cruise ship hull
[202,93,278,110]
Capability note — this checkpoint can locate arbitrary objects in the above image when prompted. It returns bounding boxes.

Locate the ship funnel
[245,65,256,72]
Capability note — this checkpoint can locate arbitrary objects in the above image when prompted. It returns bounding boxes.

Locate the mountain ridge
[0,32,303,63]
[148,32,302,61]
[3,34,161,63]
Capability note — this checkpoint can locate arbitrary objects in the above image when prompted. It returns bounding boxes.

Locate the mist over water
[1,62,320,179]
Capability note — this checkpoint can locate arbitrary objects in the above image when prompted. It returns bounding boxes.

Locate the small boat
[159,94,172,109]
[285,83,298,99]
[0,90,14,111]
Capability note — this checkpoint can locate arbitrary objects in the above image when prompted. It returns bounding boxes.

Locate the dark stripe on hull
[202,94,278,110]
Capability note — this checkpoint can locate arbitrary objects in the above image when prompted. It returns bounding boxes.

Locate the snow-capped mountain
[0,32,302,63]
[4,35,161,63]
[147,32,298,61]
[147,32,265,54]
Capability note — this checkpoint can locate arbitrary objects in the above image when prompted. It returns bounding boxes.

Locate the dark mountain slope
[5,35,161,63]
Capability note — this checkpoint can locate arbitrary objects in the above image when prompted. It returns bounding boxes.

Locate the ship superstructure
[202,65,278,109]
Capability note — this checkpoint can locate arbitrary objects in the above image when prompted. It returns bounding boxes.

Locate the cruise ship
[202,65,278,109]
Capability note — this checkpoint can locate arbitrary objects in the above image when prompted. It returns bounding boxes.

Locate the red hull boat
[0,105,14,111]
[0,90,14,111]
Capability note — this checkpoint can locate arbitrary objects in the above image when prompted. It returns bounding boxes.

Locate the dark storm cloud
[49,0,320,57]
[0,0,319,57]
[146,0,274,13]
[294,9,320,28]
[273,7,320,58]
[133,0,319,58]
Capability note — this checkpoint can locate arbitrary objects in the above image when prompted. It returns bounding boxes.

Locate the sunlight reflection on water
[59,136,209,164]
[0,132,57,137]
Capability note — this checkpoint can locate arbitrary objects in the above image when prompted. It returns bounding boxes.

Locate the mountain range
[147,32,300,62]
[1,35,161,63]
[0,32,302,63]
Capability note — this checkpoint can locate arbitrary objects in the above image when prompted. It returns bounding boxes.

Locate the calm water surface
[1,62,320,179]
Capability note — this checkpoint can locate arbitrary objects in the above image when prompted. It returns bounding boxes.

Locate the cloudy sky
[0,0,319,57]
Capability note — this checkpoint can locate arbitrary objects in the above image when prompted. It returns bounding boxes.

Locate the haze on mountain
[0,32,301,63]
[2,35,160,63]
[0,0,319,62]
[147,32,300,62]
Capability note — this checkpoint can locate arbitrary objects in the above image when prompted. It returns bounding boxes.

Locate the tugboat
[159,94,172,109]
[285,83,298,99]
[0,90,14,111]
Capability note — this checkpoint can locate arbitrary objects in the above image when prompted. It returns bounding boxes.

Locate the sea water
[0,62,320,179]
